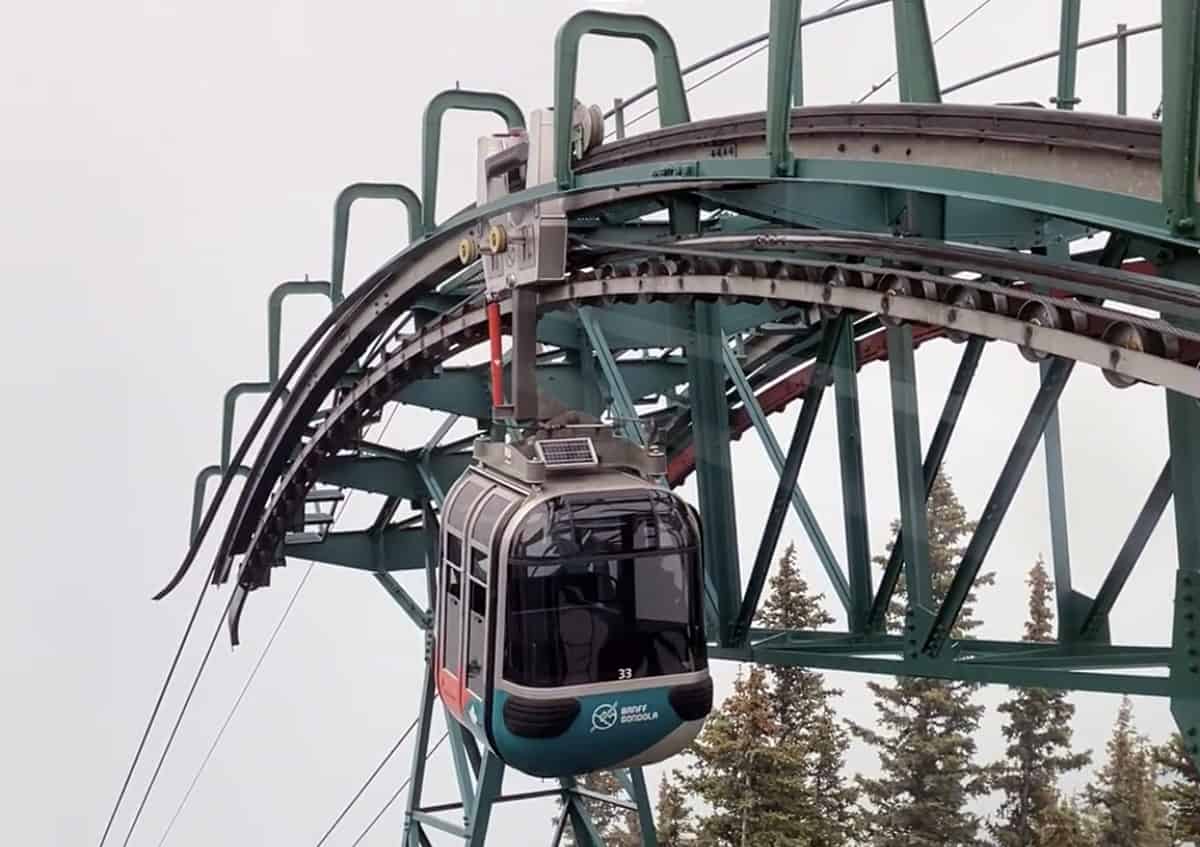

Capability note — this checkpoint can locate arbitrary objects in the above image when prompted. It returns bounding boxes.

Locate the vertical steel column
[890,0,942,237]
[465,753,506,847]
[836,320,872,630]
[1169,380,1200,754]
[1161,0,1200,234]
[1040,358,1076,635]
[688,303,741,646]
[613,97,627,139]
[766,0,802,175]
[891,0,940,102]
[1054,0,1082,109]
[792,2,804,107]
[401,660,438,846]
[629,768,660,847]
[868,336,983,632]
[1117,23,1129,116]
[886,325,932,616]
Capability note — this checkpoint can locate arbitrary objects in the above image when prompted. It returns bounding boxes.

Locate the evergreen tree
[849,469,994,847]
[758,542,859,846]
[655,775,692,846]
[1085,696,1170,847]
[678,544,856,845]
[1037,796,1097,847]
[1156,733,1200,842]
[678,666,802,845]
[990,557,1090,846]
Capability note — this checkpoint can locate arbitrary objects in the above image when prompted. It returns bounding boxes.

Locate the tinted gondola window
[443,558,462,672]
[505,491,705,687]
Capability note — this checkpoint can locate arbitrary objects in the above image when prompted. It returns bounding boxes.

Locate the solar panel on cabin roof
[535,437,599,468]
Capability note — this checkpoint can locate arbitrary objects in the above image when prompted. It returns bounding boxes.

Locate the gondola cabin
[435,427,712,778]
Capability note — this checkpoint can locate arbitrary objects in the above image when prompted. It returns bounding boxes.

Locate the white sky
[1,0,1179,844]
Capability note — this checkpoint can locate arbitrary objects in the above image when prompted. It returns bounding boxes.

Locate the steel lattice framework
[159,1,1200,843]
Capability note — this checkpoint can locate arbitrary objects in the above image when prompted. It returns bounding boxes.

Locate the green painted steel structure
[169,2,1200,843]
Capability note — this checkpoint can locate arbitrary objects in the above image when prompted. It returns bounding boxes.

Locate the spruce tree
[758,542,858,846]
[678,666,801,845]
[1085,696,1170,847]
[655,775,692,846]
[677,544,856,845]
[990,557,1090,846]
[1156,732,1200,841]
[849,469,993,846]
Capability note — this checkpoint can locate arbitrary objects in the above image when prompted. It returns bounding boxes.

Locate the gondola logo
[591,701,660,732]
[591,702,619,732]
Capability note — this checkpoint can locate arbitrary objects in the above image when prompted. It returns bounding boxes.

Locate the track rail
[579,104,1174,201]
[221,232,1200,638]
[179,104,1200,637]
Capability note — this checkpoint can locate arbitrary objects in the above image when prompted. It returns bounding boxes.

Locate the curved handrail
[421,90,524,233]
[554,10,689,188]
[332,183,422,303]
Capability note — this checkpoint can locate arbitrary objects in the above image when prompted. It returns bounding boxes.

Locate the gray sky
[1,0,1177,844]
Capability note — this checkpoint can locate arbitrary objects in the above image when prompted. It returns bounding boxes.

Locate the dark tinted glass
[442,564,462,671]
[446,481,484,532]
[503,491,704,688]
[472,494,509,544]
[466,581,486,696]
[446,533,462,568]
[511,490,695,560]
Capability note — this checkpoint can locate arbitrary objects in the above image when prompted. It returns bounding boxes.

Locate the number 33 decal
[618,668,633,680]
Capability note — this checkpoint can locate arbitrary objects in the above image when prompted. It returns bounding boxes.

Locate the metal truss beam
[317,453,471,502]
[923,357,1074,656]
[886,325,932,620]
[689,303,742,646]
[868,336,983,631]
[835,318,872,630]
[732,316,845,645]
[722,340,851,614]
[285,524,425,572]
[1080,462,1172,640]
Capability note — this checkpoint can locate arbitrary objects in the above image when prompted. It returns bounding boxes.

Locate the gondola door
[439,479,487,719]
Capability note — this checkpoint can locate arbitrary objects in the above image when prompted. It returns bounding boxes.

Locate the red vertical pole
[487,300,504,408]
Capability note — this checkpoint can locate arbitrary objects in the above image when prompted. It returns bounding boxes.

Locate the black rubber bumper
[502,695,580,739]
[669,676,714,721]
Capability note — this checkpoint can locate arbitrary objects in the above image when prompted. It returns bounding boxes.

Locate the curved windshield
[504,490,706,688]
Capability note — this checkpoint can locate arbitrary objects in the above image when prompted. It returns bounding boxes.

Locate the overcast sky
[1,0,1179,844]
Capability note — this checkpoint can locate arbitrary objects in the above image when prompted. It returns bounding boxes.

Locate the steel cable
[100,273,378,847]
[347,731,450,847]
[855,0,997,103]
[153,399,403,846]
[314,717,425,847]
[610,0,852,138]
